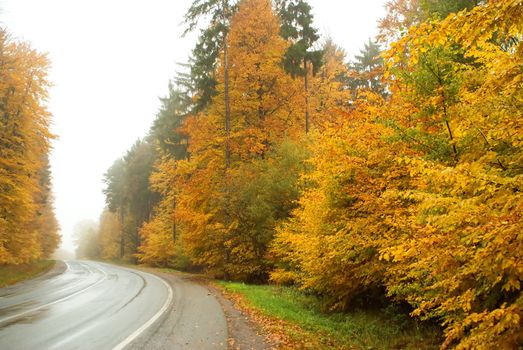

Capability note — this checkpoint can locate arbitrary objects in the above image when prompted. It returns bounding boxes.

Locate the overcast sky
[0,0,387,251]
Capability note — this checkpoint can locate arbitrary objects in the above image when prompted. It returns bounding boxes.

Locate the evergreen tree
[103,158,126,258]
[184,0,239,167]
[347,39,385,96]
[148,82,191,160]
[276,0,323,133]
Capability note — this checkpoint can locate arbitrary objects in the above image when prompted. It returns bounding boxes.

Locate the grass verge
[0,260,55,288]
[216,282,442,350]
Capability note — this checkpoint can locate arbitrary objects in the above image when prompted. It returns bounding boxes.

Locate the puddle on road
[0,300,37,315]
[0,307,49,330]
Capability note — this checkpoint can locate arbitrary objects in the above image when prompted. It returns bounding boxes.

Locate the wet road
[0,261,227,350]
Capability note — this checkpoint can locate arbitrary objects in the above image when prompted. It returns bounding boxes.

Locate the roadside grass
[217,282,442,350]
[0,260,55,288]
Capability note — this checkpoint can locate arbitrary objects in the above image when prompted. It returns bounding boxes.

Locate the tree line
[0,28,61,265]
[76,0,522,348]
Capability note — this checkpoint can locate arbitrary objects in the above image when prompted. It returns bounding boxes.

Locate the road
[0,261,228,350]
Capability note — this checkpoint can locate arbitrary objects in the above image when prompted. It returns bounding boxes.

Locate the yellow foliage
[273,2,522,347]
[136,157,178,266]
[97,210,121,261]
[0,29,59,264]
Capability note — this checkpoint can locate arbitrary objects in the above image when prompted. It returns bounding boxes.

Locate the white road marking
[0,262,108,324]
[111,271,174,350]
[43,261,97,297]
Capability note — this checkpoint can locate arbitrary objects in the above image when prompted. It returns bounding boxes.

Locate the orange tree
[175,0,306,280]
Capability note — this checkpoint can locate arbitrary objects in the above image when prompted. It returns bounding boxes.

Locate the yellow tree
[97,209,121,261]
[308,39,351,129]
[270,93,414,309]
[0,30,56,264]
[379,1,523,348]
[136,157,179,267]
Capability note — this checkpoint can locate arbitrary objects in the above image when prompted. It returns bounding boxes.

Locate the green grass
[218,282,442,350]
[0,260,55,288]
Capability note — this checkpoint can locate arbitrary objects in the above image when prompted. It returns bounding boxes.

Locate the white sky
[0,0,386,252]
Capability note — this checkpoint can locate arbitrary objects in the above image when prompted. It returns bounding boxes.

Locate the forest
[4,0,519,348]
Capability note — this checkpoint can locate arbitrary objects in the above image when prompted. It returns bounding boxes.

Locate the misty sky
[0,0,386,251]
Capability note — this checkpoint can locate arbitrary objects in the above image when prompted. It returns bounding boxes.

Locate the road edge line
[111,271,174,350]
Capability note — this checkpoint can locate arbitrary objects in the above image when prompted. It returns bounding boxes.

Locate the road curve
[0,261,227,350]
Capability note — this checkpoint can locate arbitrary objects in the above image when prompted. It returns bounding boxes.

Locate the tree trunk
[442,95,458,163]
[223,0,231,169]
[222,0,231,281]
[172,196,177,242]
[119,209,125,259]
[304,58,310,133]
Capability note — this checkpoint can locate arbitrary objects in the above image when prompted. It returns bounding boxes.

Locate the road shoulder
[207,282,273,350]
[131,266,273,350]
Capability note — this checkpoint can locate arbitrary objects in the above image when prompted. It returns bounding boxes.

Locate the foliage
[0,29,60,264]
[378,0,480,43]
[92,1,523,348]
[175,0,306,280]
[273,1,522,348]
[270,93,406,309]
[73,220,99,259]
[308,39,352,127]
[379,2,523,348]
[136,157,178,267]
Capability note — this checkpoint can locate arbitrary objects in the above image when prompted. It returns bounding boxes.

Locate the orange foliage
[0,29,60,264]
[175,0,305,279]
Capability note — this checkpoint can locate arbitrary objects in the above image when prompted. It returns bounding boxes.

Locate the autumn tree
[97,209,120,261]
[137,84,193,267]
[378,0,480,42]
[175,0,305,280]
[33,157,61,258]
[379,2,523,347]
[270,93,402,308]
[0,29,60,264]
[305,39,352,128]
[73,220,99,259]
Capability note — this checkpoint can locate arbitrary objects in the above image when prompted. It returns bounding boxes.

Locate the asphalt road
[0,261,228,350]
